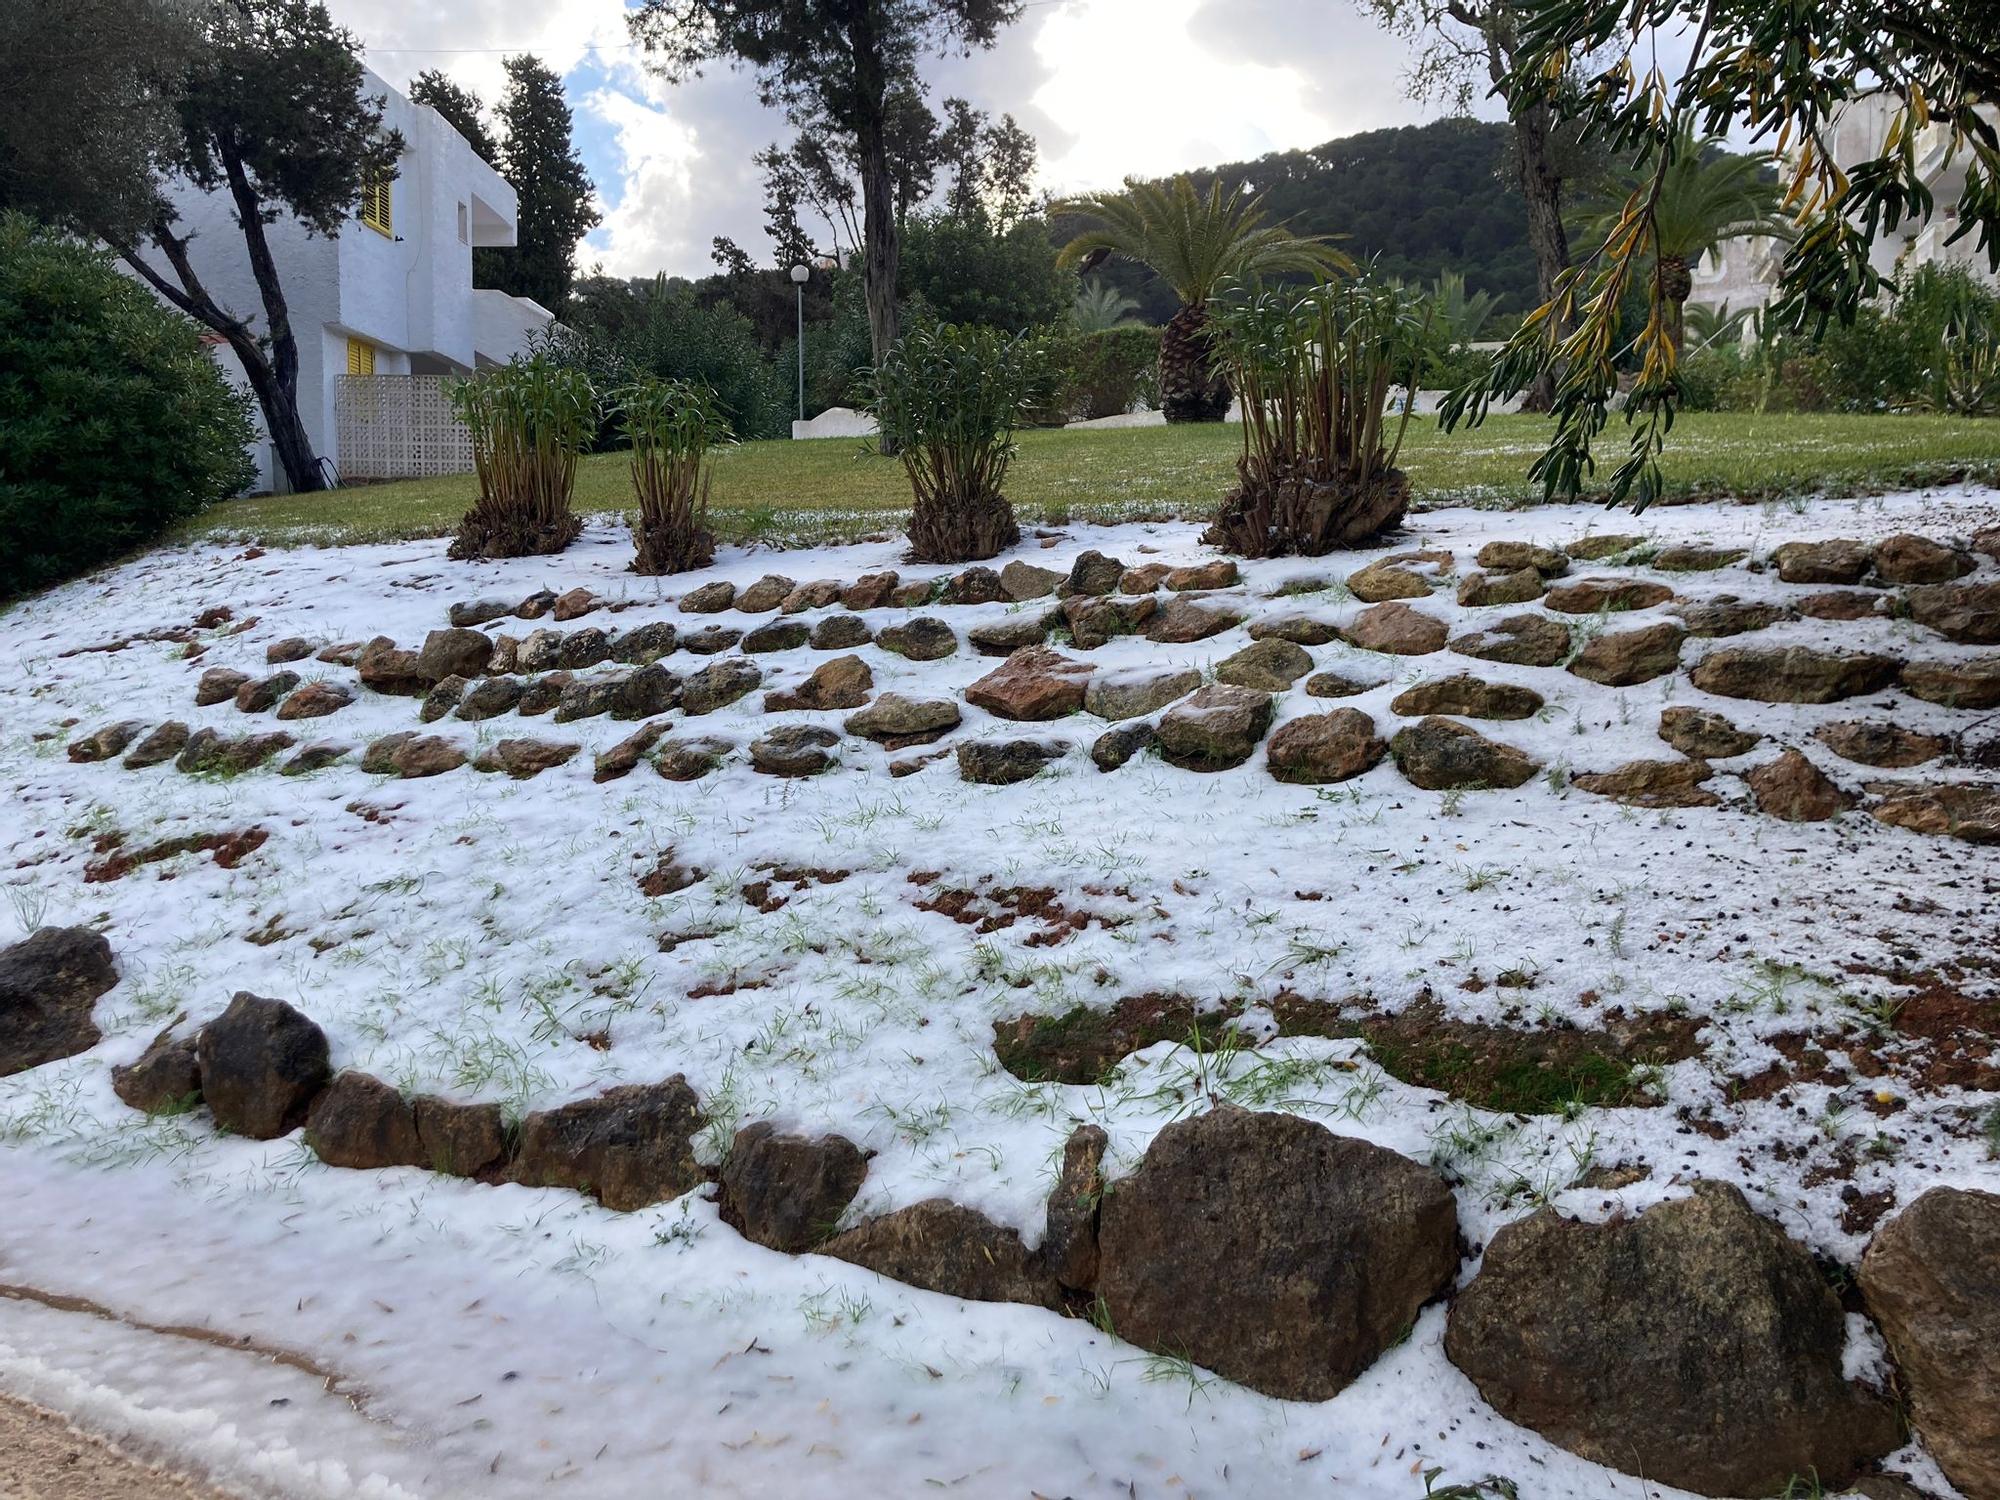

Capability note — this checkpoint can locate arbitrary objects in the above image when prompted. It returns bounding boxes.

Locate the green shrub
[897,213,1067,333]
[0,214,253,597]
[446,356,595,560]
[868,321,1043,562]
[620,376,727,574]
[1066,326,1160,420]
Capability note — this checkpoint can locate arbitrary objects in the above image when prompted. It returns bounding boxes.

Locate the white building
[142,68,553,492]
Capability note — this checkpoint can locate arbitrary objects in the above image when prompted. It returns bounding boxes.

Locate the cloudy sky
[326,0,1472,281]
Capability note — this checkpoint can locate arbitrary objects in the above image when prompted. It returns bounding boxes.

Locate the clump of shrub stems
[447,355,595,560]
[620,376,727,574]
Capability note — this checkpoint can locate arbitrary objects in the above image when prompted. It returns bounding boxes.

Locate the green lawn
[188,412,2000,549]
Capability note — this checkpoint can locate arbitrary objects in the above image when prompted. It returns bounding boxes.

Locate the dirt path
[0,1388,242,1500]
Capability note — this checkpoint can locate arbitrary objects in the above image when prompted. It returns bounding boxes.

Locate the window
[359,172,392,236]
[457,201,469,244]
[346,338,376,376]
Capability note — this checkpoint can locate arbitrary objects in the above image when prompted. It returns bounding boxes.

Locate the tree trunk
[848,7,900,456]
[1159,302,1231,423]
[1508,100,1570,414]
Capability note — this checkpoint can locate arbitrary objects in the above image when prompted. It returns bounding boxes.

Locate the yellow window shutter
[360,172,392,236]
[346,338,375,375]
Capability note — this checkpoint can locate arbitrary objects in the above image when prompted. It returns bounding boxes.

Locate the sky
[324,0,1468,281]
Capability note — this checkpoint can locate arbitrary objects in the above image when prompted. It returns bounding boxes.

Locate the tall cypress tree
[409,69,498,166]
[484,55,599,314]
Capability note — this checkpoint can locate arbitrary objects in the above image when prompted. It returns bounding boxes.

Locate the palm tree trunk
[1160,302,1231,423]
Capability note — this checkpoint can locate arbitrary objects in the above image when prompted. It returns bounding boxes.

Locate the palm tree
[1072,277,1141,332]
[1683,300,1754,353]
[1056,177,1354,422]
[1587,134,1789,352]
[1431,270,1498,345]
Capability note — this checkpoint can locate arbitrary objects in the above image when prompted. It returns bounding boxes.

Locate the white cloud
[334,0,630,101]
[580,86,705,279]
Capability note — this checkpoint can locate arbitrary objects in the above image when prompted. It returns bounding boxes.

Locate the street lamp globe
[789,264,810,285]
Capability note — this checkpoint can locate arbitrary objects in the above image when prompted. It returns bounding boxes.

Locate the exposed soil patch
[1737,965,2000,1100]
[83,829,268,883]
[912,874,1129,947]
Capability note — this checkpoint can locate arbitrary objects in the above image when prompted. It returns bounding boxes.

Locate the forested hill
[1054,118,1537,323]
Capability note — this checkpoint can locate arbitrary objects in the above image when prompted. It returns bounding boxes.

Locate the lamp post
[790,263,810,425]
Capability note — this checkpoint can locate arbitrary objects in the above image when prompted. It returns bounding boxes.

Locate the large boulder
[1859,1188,2000,1500]
[1446,1181,1900,1498]
[1773,538,1873,584]
[1156,684,1273,770]
[1390,717,1539,790]
[1690,646,1899,704]
[511,1078,704,1211]
[820,1199,1059,1308]
[1096,1106,1459,1401]
[719,1122,869,1253]
[1265,710,1384,784]
[306,1071,424,1170]
[965,648,1093,721]
[0,927,117,1079]
[196,993,330,1139]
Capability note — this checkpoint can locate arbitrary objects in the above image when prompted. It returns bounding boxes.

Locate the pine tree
[483,56,599,314]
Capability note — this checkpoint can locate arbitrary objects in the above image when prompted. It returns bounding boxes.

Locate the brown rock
[195,667,249,706]
[1247,612,1341,646]
[275,680,352,720]
[720,1122,869,1252]
[306,1072,423,1169]
[1672,595,1792,637]
[68,721,145,763]
[1391,674,1543,720]
[1899,656,2000,710]
[195,992,329,1140]
[1062,594,1155,649]
[1572,759,1719,807]
[1164,560,1239,591]
[1456,568,1545,607]
[419,675,468,723]
[1815,721,1948,768]
[653,737,732,780]
[967,614,1053,656]
[820,1199,1059,1308]
[514,589,558,620]
[594,721,670,782]
[175,728,294,775]
[1871,784,2000,842]
[1389,717,1539,790]
[233,671,300,714]
[1477,540,1567,576]
[264,636,315,663]
[965,648,1093,721]
[1091,722,1155,771]
[1041,1125,1107,1292]
[1690,646,1899,703]
[0,928,116,1080]
[612,621,677,665]
[356,638,425,695]
[1745,750,1850,821]
[1064,551,1124,596]
[1214,639,1313,691]
[1118,563,1170,594]
[841,572,900,610]
[1449,612,1571,667]
[1544,577,1674,614]
[1859,1188,2000,1500]
[1774,538,1874,585]
[679,657,761,716]
[1445,1181,1900,1498]
[1156,684,1273,770]
[678,580,736,613]
[1906,580,2000,645]
[1567,621,1685,686]
[764,654,873,712]
[413,1096,510,1179]
[390,735,466,779]
[1874,533,1974,585]
[1798,589,1889,621]
[750,724,840,777]
[844,694,961,744]
[1083,666,1201,721]
[943,566,1005,606]
[551,588,602,622]
[457,676,525,720]
[809,613,871,650]
[1343,601,1447,655]
[1346,557,1437,602]
[1304,670,1387,698]
[1659,706,1760,759]
[280,741,350,776]
[742,620,809,653]
[876,617,957,661]
[889,577,940,608]
[111,1028,200,1114]
[780,579,843,615]
[511,1078,704,1211]
[1143,596,1243,643]
[1266,709,1384,784]
[1565,533,1645,561]
[999,560,1062,601]
[1097,1105,1459,1402]
[1653,543,1747,572]
[472,738,579,780]
[416,627,493,683]
[736,574,795,613]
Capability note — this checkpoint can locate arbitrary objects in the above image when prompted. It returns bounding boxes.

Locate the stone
[1673,596,1792,637]
[1164,560,1239,591]
[448,598,512,628]
[195,666,250,706]
[176,729,294,775]
[1653,543,1747,572]
[1304,670,1387,698]
[1084,666,1202,721]
[609,663,679,721]
[779,580,842,615]
[1062,594,1154,649]
[1456,568,1544,607]
[456,676,525,721]
[356,637,425,694]
[514,589,558,620]
[1449,613,1571,667]
[750,724,840,777]
[1745,749,1850,821]
[943,566,1005,605]
[234,671,300,713]
[551,587,601,622]
[1214,639,1313,691]
[1266,709,1384,784]
[654,737,732,781]
[1000,560,1062,601]
[1815,721,1948,768]
[1342,601,1447,655]
[516,630,566,673]
[1091,723,1155,771]
[1544,577,1674,613]
[1859,1188,2000,1500]
[679,658,761,716]
[820,1199,1058,1309]
[68,721,145,763]
[679,580,735,613]
[957,738,1064,785]
[1390,674,1543,720]
[511,1078,704,1212]
[1566,533,1646,561]
[1774,538,1874,585]
[416,627,492,683]
[680,624,743,656]
[473,738,580,780]
[967,614,1053,656]
[594,721,669,782]
[1248,612,1340,646]
[719,1123,869,1253]
[280,741,350,776]
[275,681,352,721]
[1572,759,1720,808]
[841,572,900,611]
[764,655,873,712]
[1444,1181,1901,1498]
[1871,784,2000,842]
[965,648,1093,721]
[742,620,810,653]
[809,614,872,650]
[390,735,466,779]
[412,1097,510,1179]
[111,1028,200,1114]
[264,636,315,663]
[1389,717,1539,790]
[1097,1105,1459,1402]
[1348,553,1447,602]
[306,1072,423,1170]
[1156,684,1274,771]
[1874,533,1974,585]
[556,627,614,670]
[1118,563,1169,594]
[315,641,363,666]
[1798,589,1889,621]
[1064,551,1124,596]
[1041,1125,1108,1292]
[1900,657,2000,710]
[196,992,330,1140]
[1907,580,2000,645]
[844,694,961,745]
[1144,596,1242,644]
[1690,646,1899,703]
[612,621,677,664]
[359,733,413,775]
[0,927,116,1080]
[889,578,939,608]
[1659,706,1761,759]
[1567,621,1685,686]
[419,675,468,723]
[736,574,795,613]
[1477,540,1568,576]
[876,617,957,661]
